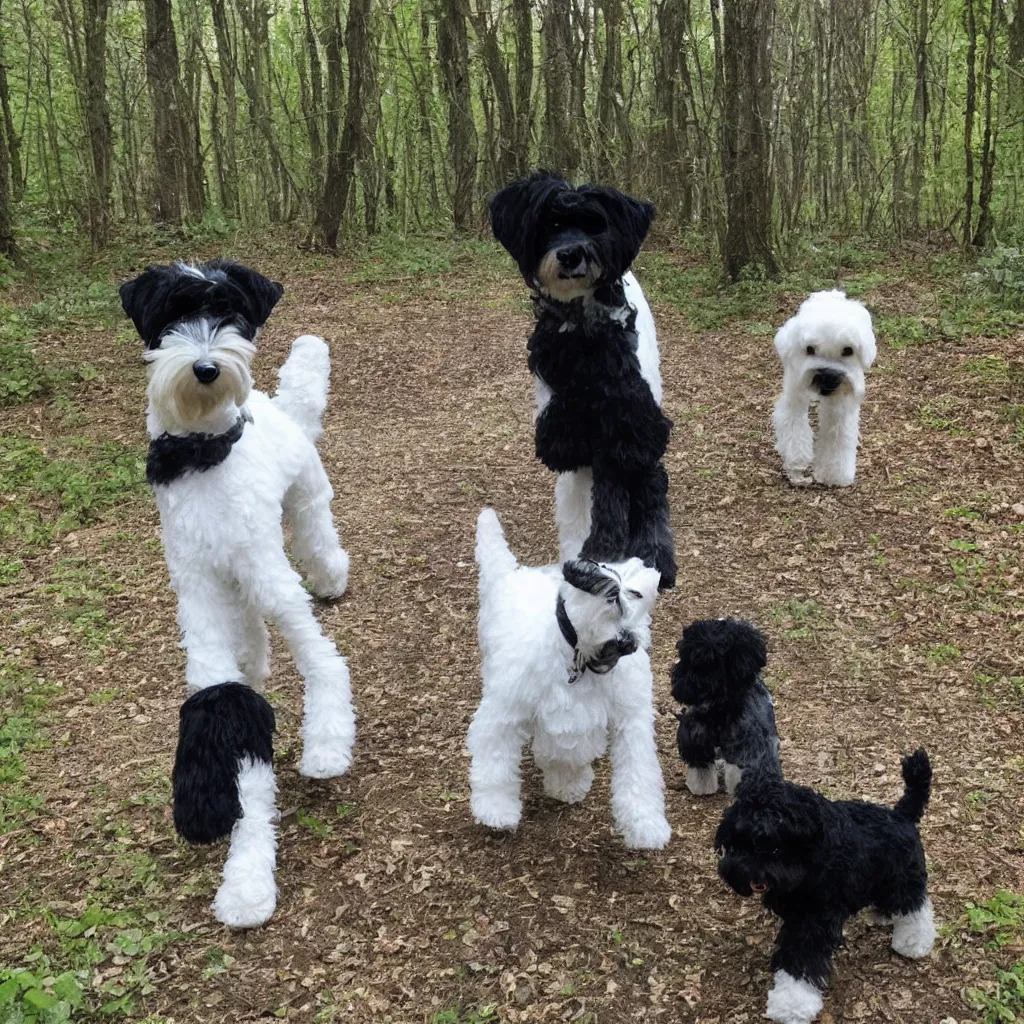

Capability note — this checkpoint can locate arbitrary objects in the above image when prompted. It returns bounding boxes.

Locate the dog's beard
[535,248,602,302]
[146,321,255,435]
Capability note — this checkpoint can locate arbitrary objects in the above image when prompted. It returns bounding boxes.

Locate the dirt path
[2,247,1022,1022]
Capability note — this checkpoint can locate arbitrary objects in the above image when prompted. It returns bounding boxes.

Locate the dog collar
[555,594,586,684]
[555,594,638,684]
[147,413,249,486]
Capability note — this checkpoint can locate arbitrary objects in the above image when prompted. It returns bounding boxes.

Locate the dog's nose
[812,368,845,396]
[556,245,587,271]
[192,361,220,384]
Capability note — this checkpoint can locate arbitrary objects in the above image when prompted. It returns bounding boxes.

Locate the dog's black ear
[713,800,740,853]
[579,185,655,277]
[562,559,621,604]
[119,265,192,348]
[205,260,284,328]
[489,169,567,277]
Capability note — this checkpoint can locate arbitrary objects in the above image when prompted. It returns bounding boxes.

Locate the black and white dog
[715,751,937,1023]
[489,170,676,590]
[120,260,355,928]
[672,618,781,796]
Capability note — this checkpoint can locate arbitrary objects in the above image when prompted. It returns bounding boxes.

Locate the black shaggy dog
[489,169,677,590]
[672,618,780,796]
[714,751,937,1024]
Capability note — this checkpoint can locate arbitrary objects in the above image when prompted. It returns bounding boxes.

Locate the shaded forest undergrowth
[1,233,1023,1023]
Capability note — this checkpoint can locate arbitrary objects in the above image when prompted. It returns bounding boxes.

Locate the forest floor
[1,231,1023,1024]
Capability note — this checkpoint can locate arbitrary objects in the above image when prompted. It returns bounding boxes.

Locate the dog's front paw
[686,765,719,796]
[620,814,672,851]
[471,792,521,831]
[812,467,855,488]
[766,971,823,1024]
[784,467,815,488]
[543,764,594,804]
[212,870,277,929]
[308,549,350,600]
[299,743,353,779]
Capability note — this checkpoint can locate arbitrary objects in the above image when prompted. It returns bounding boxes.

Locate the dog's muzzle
[193,361,221,384]
[811,367,846,396]
[555,244,590,279]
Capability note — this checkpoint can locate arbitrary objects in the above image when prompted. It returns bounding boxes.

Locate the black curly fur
[119,259,283,348]
[172,682,276,844]
[491,171,676,589]
[146,415,246,486]
[672,618,780,778]
[714,750,933,990]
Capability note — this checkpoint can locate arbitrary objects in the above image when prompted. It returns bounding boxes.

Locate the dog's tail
[272,334,331,443]
[475,508,518,593]
[894,748,932,823]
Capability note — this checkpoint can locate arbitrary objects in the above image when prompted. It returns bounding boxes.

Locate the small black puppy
[489,169,676,590]
[672,618,780,796]
[715,751,936,1024]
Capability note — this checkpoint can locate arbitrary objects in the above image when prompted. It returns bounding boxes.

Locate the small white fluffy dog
[772,290,876,487]
[467,508,671,849]
[120,259,355,928]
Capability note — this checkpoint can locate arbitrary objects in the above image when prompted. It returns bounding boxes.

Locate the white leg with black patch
[766,970,824,1024]
[686,765,719,796]
[723,762,743,795]
[890,897,936,958]
[212,757,279,928]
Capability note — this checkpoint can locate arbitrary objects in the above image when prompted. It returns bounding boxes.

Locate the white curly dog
[772,289,876,487]
[120,259,355,928]
[467,508,671,850]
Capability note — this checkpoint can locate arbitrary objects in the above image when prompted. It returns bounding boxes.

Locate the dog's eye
[805,345,816,356]
[626,589,643,600]
[842,346,854,357]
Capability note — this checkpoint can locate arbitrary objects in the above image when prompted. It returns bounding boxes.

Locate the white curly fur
[771,289,876,488]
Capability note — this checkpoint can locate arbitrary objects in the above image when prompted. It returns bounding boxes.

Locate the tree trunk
[596,0,623,179]
[0,0,22,202]
[0,80,16,262]
[316,0,373,248]
[81,0,112,246]
[720,0,779,281]
[972,0,999,247]
[511,0,533,175]
[964,0,977,247]
[142,0,197,224]
[211,0,240,217]
[470,0,517,186]
[437,0,477,230]
[541,0,577,173]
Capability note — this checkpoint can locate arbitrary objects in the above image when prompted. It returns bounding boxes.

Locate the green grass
[432,1005,500,1024]
[766,598,826,639]
[0,436,147,549]
[960,891,1024,1023]
[0,658,56,835]
[0,904,187,1022]
[927,643,962,665]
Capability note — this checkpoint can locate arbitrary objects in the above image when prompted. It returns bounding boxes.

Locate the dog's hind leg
[580,470,631,564]
[772,392,815,487]
[555,469,593,563]
[608,656,671,850]
[284,455,350,600]
[467,701,528,830]
[888,896,936,958]
[813,393,860,487]
[243,553,356,778]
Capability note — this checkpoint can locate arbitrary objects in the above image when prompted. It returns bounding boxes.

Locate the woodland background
[1,0,1024,277]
